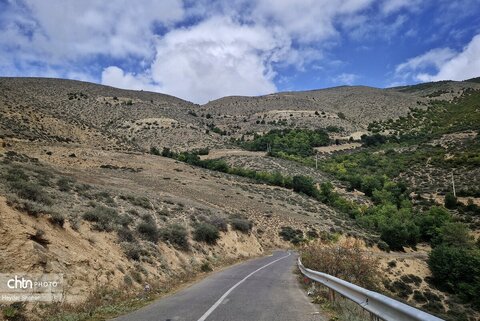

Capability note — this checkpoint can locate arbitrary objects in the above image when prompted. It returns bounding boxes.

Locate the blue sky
[1,0,479,103]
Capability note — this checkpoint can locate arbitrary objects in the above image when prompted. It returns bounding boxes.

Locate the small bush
[48,212,65,228]
[9,181,52,205]
[120,195,152,209]
[302,239,379,289]
[230,218,253,233]
[57,177,75,192]
[194,223,220,245]
[159,224,189,250]
[6,196,47,217]
[209,216,228,232]
[137,222,159,242]
[377,240,390,252]
[123,275,133,286]
[118,227,135,242]
[4,168,29,182]
[200,261,212,272]
[306,230,319,239]
[279,226,304,244]
[2,302,26,321]
[444,192,457,209]
[150,146,160,155]
[413,290,427,304]
[400,274,422,286]
[291,175,317,197]
[83,206,119,231]
[92,191,116,206]
[122,243,145,261]
[390,279,413,298]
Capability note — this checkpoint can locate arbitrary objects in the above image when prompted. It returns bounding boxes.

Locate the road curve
[113,250,325,321]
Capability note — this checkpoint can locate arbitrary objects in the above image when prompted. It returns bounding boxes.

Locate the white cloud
[252,0,374,43]
[395,34,480,82]
[101,0,378,103]
[102,17,289,103]
[395,48,456,74]
[0,0,184,63]
[332,73,359,85]
[101,67,161,92]
[4,0,429,102]
[381,0,422,15]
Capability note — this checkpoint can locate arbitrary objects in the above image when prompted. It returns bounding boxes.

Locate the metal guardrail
[298,258,444,321]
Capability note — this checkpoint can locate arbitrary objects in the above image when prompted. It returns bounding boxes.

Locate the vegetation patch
[193,223,220,245]
[159,224,189,250]
[83,205,119,232]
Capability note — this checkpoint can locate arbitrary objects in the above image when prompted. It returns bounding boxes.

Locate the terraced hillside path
[113,251,325,321]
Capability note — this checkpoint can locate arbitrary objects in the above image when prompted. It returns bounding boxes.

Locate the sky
[1,0,480,104]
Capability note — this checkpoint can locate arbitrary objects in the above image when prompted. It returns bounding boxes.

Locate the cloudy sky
[1,0,479,103]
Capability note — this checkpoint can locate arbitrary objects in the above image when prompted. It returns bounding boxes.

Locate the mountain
[1,77,479,320]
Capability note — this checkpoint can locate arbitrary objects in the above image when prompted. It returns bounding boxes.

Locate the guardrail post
[328,288,335,302]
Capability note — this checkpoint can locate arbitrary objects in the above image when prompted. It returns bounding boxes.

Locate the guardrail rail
[298,258,444,321]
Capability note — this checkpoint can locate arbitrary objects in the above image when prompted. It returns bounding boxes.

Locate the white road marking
[196,252,292,321]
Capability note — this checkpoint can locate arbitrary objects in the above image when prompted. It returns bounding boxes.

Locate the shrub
[279,226,304,244]
[412,290,427,303]
[230,218,253,233]
[432,222,475,248]
[120,195,152,209]
[200,262,212,272]
[444,192,457,209]
[123,275,133,286]
[57,177,75,192]
[4,167,28,182]
[291,175,317,197]
[377,240,390,252]
[48,212,65,228]
[360,134,387,147]
[159,224,189,250]
[94,191,116,207]
[150,146,160,155]
[117,227,135,242]
[379,218,419,251]
[2,302,26,321]
[122,242,148,261]
[415,206,451,242]
[193,223,220,245]
[428,245,480,305]
[6,196,47,217]
[400,274,422,286]
[209,216,228,232]
[302,239,379,289]
[83,206,119,231]
[306,230,319,239]
[9,181,52,205]
[390,279,413,298]
[137,222,159,242]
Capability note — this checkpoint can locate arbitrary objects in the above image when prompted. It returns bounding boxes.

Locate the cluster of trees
[428,218,480,308]
[155,147,480,307]
[242,129,330,157]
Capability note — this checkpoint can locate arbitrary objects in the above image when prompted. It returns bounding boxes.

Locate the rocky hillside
[3,77,480,153]
[1,77,480,320]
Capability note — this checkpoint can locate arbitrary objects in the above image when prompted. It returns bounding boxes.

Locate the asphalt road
[113,250,325,321]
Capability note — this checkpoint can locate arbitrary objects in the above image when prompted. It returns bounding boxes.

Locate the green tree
[429,245,480,306]
[415,206,451,242]
[432,222,475,248]
[292,175,317,197]
[444,192,457,209]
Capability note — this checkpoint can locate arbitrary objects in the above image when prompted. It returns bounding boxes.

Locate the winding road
[113,251,325,321]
